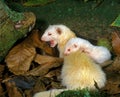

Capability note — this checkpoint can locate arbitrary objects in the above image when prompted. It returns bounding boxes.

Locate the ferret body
[64,37,111,64]
[41,24,76,57]
[61,51,106,90]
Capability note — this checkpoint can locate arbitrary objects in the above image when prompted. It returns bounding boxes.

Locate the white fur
[64,37,111,64]
[61,51,106,90]
[41,24,76,57]
[33,89,67,97]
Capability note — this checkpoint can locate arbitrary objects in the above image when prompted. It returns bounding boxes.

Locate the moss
[97,38,112,51]
[56,88,108,97]
[1,0,24,22]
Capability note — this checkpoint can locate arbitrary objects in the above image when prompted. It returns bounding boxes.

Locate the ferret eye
[67,49,70,51]
[48,33,52,36]
[74,44,77,48]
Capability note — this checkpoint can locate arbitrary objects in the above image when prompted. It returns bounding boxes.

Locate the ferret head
[64,38,80,56]
[41,25,64,47]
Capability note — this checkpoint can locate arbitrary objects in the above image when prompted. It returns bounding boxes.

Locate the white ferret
[64,37,111,64]
[61,51,106,90]
[41,24,76,57]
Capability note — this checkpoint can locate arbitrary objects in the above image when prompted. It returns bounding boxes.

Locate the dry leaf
[34,54,63,65]
[45,69,61,79]
[7,76,35,90]
[104,57,120,72]
[5,43,36,75]
[112,31,120,56]
[26,62,61,76]
[0,83,4,97]
[5,81,24,97]
[103,72,120,95]
[26,55,63,76]
[32,77,46,94]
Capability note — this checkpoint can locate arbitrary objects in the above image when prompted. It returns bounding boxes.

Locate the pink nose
[64,53,68,56]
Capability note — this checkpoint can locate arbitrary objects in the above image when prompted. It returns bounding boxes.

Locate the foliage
[3,0,24,22]
[23,0,55,7]
[97,38,112,51]
[82,0,103,3]
[56,88,107,97]
[111,14,120,27]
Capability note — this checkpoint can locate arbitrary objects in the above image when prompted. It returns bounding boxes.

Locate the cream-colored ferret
[41,24,76,57]
[61,51,106,90]
[64,37,111,64]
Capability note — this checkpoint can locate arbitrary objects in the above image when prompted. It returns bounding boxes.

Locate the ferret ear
[56,27,62,35]
[74,44,77,48]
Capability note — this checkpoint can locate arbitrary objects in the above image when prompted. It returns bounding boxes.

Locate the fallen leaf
[51,81,63,89]
[34,54,63,65]
[104,57,120,72]
[7,76,35,90]
[32,77,46,94]
[5,43,36,75]
[5,80,24,97]
[26,62,62,76]
[45,69,61,79]
[0,83,4,97]
[26,55,63,76]
[102,72,120,95]
[111,31,120,56]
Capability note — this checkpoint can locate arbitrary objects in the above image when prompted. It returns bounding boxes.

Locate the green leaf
[23,0,55,7]
[111,14,120,27]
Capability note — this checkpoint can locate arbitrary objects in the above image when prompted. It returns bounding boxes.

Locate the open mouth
[46,39,58,47]
[50,40,55,47]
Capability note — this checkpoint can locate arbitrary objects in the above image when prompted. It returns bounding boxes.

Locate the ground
[21,0,120,40]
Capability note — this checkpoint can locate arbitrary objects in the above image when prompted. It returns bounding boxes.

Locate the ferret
[64,37,111,64]
[33,89,67,97]
[61,51,106,90]
[41,24,76,57]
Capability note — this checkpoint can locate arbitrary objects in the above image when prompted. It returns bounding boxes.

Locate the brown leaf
[51,81,63,89]
[26,62,61,76]
[103,72,120,95]
[5,81,23,97]
[32,77,46,94]
[5,43,36,75]
[0,83,4,97]
[34,54,63,65]
[104,57,120,72]
[45,69,61,79]
[112,31,120,56]
[24,90,32,97]
[26,55,63,76]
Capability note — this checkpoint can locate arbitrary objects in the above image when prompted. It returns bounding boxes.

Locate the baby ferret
[64,37,111,64]
[61,50,106,90]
